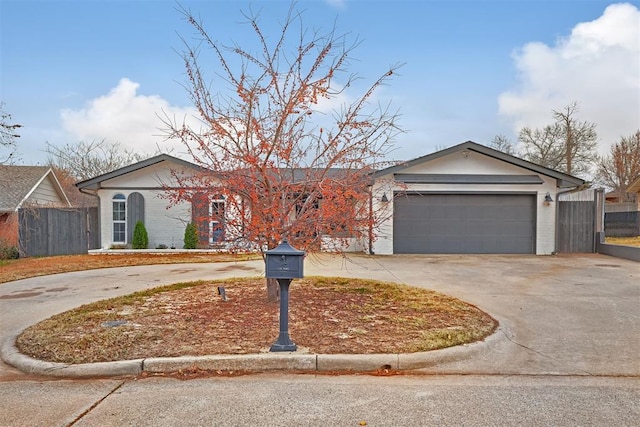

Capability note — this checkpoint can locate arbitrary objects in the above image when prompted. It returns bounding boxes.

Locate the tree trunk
[267,278,280,302]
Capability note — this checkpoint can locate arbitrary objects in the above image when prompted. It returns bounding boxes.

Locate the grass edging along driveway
[15,277,497,365]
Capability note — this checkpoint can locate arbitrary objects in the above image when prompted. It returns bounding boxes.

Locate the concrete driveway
[1,253,638,377]
[0,254,638,426]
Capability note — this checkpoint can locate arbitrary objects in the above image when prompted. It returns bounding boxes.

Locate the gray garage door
[393,193,536,254]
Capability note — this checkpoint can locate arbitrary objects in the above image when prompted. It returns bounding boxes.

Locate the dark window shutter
[127,192,145,244]
[192,193,209,247]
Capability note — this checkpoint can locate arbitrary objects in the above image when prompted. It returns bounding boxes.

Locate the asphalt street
[0,253,639,426]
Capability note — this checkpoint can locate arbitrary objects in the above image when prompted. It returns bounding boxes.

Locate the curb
[1,327,506,378]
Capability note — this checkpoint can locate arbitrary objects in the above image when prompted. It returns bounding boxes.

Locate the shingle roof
[0,165,60,212]
[75,154,206,190]
[628,175,640,194]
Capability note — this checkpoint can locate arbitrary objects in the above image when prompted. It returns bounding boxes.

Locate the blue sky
[1,0,638,167]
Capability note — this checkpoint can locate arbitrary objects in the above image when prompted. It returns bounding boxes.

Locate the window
[112,193,126,243]
[209,198,225,243]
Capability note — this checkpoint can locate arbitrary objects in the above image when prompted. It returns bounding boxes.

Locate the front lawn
[16,277,498,363]
[605,236,640,247]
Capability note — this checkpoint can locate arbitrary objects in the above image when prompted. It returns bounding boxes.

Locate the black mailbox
[265,240,305,279]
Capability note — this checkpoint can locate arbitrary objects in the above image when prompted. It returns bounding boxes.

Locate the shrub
[184,223,198,249]
[0,244,19,260]
[132,221,149,249]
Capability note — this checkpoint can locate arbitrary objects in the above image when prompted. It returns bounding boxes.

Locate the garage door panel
[393,194,536,254]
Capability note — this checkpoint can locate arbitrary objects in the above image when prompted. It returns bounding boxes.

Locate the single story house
[77,141,586,255]
[0,165,71,246]
[370,141,585,255]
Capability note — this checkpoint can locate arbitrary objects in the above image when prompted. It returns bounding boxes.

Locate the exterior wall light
[544,192,554,206]
[381,193,389,203]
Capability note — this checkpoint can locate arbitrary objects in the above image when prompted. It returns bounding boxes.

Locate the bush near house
[184,223,198,249]
[132,221,149,249]
[0,239,19,260]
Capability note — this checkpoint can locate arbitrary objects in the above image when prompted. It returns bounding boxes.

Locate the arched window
[112,193,126,244]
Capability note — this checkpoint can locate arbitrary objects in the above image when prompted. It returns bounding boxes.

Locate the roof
[75,154,205,190]
[627,175,640,194]
[0,165,71,212]
[372,140,586,188]
[76,153,356,190]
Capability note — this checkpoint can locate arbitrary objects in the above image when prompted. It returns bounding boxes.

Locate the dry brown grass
[16,277,497,364]
[605,236,640,247]
[0,252,260,284]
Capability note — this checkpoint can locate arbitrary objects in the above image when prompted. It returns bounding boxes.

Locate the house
[75,154,211,250]
[77,142,587,255]
[369,141,585,255]
[0,165,72,246]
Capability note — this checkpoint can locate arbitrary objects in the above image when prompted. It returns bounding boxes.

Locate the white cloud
[61,78,198,156]
[324,0,347,10]
[498,2,640,153]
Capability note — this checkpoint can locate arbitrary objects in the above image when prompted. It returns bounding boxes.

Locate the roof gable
[75,154,204,190]
[373,141,585,188]
[627,175,640,194]
[0,165,71,211]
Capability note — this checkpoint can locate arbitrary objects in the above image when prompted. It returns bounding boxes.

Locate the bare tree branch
[45,139,145,180]
[596,130,640,201]
[0,102,21,164]
[519,101,597,177]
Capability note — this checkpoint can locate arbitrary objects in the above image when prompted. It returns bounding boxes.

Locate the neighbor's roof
[627,175,640,194]
[75,154,206,190]
[0,165,71,212]
[372,140,586,188]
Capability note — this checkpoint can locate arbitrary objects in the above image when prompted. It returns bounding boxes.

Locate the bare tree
[596,130,640,201]
[1,102,21,164]
[163,4,402,300]
[519,102,597,177]
[46,139,144,180]
[489,134,518,156]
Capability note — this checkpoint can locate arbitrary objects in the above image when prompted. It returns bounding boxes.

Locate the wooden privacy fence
[604,211,640,237]
[557,188,603,253]
[18,207,99,257]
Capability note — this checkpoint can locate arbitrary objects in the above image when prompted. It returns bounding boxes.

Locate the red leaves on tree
[162,4,402,254]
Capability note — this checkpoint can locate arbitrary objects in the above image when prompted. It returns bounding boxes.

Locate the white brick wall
[96,161,195,249]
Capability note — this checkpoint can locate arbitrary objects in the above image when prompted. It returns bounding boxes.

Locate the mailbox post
[265,240,305,352]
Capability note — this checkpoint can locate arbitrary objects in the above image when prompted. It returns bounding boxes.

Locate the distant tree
[596,130,640,202]
[51,166,97,207]
[489,134,518,156]
[46,139,144,180]
[519,102,597,177]
[132,221,149,249]
[0,102,21,164]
